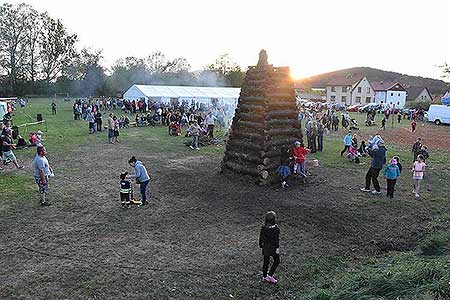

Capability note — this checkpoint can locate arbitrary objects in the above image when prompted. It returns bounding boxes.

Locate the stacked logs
[221,50,302,185]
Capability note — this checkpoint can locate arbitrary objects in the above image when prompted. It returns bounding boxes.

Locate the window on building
[356,96,361,103]
[398,93,400,96]
[330,95,336,101]
[357,87,362,93]
[341,96,347,102]
[366,97,371,103]
[342,86,348,92]
[367,87,371,93]
[391,93,394,96]
[331,86,336,92]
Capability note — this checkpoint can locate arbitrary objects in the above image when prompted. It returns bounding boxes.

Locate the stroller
[349,118,359,130]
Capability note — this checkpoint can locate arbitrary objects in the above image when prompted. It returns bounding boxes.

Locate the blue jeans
[140,180,149,202]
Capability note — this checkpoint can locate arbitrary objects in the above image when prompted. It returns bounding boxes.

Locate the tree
[206,53,244,87]
[23,9,46,83]
[0,3,33,94]
[39,15,77,83]
[63,48,107,96]
[147,51,191,74]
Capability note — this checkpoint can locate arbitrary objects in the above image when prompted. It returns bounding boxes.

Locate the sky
[4,0,449,80]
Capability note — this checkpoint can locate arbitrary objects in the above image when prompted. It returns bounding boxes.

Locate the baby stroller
[349,119,359,130]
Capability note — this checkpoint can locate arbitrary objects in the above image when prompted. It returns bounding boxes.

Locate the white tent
[123,84,241,106]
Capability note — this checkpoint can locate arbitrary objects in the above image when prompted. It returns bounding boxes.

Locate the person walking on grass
[412,154,426,198]
[34,146,53,206]
[259,211,280,284]
[383,157,401,199]
[340,131,353,156]
[127,156,150,206]
[412,137,422,162]
[411,120,417,133]
[1,128,24,170]
[51,101,57,115]
[381,117,386,131]
[361,140,387,195]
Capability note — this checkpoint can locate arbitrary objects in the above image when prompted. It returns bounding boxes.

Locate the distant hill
[296,67,449,95]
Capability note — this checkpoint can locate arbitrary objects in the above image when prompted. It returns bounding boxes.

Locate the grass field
[1,98,450,299]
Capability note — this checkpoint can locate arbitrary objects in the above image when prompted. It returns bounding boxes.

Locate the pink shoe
[262,276,272,283]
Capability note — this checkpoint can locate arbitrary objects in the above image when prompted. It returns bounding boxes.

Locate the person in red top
[411,120,417,133]
[292,141,309,182]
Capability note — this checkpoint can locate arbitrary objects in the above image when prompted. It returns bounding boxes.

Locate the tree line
[0,3,245,97]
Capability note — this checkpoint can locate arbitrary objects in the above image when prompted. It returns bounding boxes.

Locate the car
[347,105,361,112]
[360,103,381,113]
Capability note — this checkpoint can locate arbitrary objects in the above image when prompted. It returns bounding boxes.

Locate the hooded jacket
[368,146,387,169]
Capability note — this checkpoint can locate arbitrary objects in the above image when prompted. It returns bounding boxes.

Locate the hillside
[296,67,449,94]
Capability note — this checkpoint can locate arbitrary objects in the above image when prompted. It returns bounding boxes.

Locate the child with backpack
[259,211,280,284]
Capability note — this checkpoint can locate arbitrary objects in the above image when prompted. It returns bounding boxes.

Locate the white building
[123,84,241,107]
[406,87,433,102]
[372,82,407,108]
[325,77,375,105]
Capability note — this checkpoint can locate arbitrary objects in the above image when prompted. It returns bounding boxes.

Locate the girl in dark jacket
[259,211,280,284]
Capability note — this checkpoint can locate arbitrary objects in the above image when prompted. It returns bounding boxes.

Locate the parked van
[427,105,450,125]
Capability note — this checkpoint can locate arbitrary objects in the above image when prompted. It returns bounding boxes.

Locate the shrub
[406,100,431,111]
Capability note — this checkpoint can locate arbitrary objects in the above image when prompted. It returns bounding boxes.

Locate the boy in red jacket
[292,141,309,182]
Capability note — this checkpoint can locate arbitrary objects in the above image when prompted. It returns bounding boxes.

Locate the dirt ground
[0,127,447,300]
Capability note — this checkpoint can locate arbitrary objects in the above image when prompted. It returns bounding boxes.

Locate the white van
[427,105,450,125]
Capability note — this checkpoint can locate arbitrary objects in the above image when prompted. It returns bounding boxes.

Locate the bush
[406,100,431,111]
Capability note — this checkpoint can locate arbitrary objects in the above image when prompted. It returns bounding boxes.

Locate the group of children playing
[276,140,310,188]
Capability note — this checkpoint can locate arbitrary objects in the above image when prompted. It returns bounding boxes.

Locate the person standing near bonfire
[276,145,291,188]
[259,211,280,284]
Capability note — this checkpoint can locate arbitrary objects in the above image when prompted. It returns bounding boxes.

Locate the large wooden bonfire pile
[221,50,302,185]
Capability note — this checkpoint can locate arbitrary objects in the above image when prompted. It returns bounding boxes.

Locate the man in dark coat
[361,141,387,194]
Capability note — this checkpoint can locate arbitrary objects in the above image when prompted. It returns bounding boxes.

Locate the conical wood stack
[221,50,302,185]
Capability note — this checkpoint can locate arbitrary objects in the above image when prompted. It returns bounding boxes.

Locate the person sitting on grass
[259,211,280,284]
[1,128,24,170]
[347,145,360,164]
[276,145,291,188]
[358,141,368,157]
[384,157,401,199]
